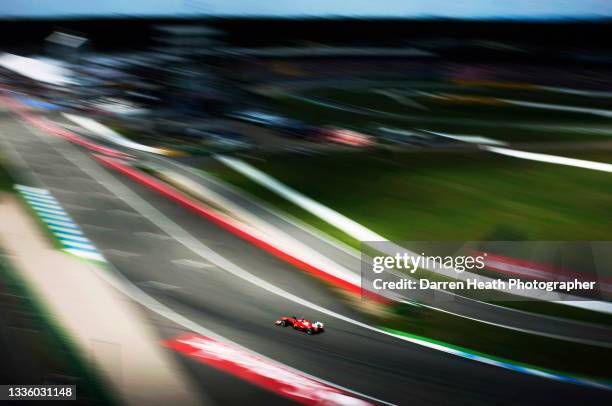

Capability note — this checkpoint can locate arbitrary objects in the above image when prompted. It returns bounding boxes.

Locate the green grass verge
[374,302,612,378]
[206,150,612,243]
[381,326,612,384]
[0,157,15,191]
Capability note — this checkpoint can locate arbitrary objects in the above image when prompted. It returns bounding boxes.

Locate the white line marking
[103,249,141,258]
[48,188,80,195]
[21,193,58,205]
[48,224,83,235]
[80,224,115,232]
[32,206,67,216]
[423,130,507,146]
[171,259,214,269]
[63,203,95,211]
[483,146,612,173]
[27,200,62,211]
[106,209,142,217]
[539,86,612,98]
[15,184,50,194]
[133,231,171,240]
[137,281,180,291]
[399,300,422,307]
[38,212,71,222]
[41,218,78,229]
[504,99,612,118]
[63,248,106,262]
[61,240,97,250]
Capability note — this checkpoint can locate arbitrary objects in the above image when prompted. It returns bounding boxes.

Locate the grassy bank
[371,302,612,379]
[206,150,612,244]
[0,156,14,191]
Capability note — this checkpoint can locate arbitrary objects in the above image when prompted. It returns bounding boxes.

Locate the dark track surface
[1,110,611,405]
[140,133,612,348]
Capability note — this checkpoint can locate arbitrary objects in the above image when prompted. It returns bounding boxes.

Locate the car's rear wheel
[307,329,313,335]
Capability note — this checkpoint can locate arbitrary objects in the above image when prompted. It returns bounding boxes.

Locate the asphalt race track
[142,152,612,347]
[1,109,611,405]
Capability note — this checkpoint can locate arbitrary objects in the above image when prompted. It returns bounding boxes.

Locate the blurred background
[0,2,611,406]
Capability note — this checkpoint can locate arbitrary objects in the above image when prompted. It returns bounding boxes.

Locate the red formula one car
[275,316,325,335]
